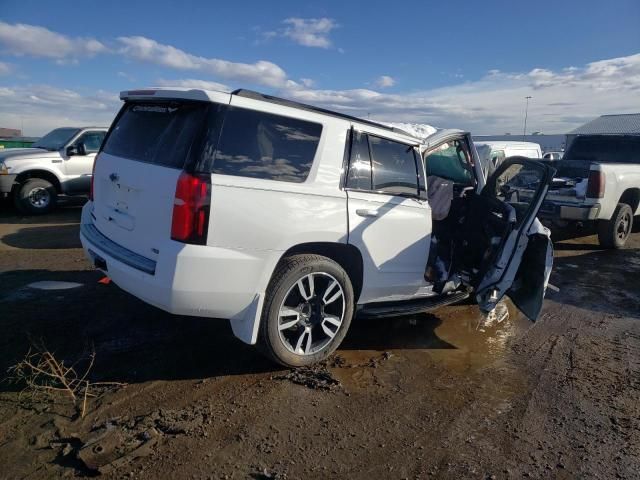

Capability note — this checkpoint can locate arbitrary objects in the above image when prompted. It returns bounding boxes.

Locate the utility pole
[522,96,532,141]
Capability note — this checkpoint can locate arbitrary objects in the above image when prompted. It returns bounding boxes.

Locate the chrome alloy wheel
[617,210,632,241]
[27,187,51,208]
[277,272,345,356]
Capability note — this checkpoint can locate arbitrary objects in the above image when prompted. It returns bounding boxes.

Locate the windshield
[564,135,640,163]
[32,128,80,151]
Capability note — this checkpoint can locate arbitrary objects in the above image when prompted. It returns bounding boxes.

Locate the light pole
[522,96,532,141]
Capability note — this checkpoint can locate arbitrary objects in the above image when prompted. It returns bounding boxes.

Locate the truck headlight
[0,162,8,175]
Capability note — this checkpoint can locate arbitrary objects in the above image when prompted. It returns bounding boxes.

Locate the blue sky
[1,0,639,135]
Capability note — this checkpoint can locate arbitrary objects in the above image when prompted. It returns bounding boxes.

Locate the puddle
[338,300,529,375]
[27,281,83,290]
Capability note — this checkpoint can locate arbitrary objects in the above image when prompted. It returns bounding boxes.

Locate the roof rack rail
[231,89,417,140]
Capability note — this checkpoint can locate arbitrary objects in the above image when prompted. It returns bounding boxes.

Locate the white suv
[80,88,555,367]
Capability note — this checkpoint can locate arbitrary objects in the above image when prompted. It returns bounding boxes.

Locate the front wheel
[597,203,633,249]
[259,254,354,367]
[14,178,57,215]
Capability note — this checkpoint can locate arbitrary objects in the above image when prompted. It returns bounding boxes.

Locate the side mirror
[66,143,87,156]
[76,142,87,156]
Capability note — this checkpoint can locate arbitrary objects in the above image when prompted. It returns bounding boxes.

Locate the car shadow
[2,224,82,249]
[0,268,462,390]
[0,202,83,225]
[343,314,456,351]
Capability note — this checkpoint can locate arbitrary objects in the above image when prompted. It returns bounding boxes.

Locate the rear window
[212,107,322,183]
[103,103,208,168]
[565,135,640,163]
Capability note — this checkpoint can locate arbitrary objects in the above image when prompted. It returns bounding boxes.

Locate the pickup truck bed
[539,135,640,248]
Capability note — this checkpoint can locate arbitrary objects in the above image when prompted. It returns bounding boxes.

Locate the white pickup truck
[539,134,640,248]
[0,127,107,214]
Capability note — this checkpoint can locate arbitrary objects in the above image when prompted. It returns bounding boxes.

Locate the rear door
[93,101,212,260]
[452,159,555,318]
[345,129,432,303]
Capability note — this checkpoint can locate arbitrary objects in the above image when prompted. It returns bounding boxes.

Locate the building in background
[565,114,640,148]
[0,128,39,149]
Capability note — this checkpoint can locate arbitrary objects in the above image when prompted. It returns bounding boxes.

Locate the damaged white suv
[80,88,555,367]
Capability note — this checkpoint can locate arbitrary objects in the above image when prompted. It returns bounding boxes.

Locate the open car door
[450,157,556,320]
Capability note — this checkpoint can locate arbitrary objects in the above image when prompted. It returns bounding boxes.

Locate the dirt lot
[1,199,639,479]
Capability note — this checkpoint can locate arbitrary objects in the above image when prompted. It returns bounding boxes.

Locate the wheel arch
[14,170,62,194]
[280,242,364,303]
[619,188,640,214]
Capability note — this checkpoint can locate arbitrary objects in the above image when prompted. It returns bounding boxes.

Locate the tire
[13,178,57,215]
[597,203,633,249]
[259,254,354,367]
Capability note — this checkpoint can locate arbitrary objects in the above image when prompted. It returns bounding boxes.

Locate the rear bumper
[539,200,601,221]
[79,202,279,342]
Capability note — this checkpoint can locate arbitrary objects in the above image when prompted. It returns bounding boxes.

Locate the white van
[475,141,543,179]
[80,88,555,367]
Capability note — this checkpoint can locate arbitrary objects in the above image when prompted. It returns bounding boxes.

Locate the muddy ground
[0,198,639,479]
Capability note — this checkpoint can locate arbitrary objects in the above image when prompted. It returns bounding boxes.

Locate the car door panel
[63,131,106,192]
[453,158,555,318]
[347,190,432,302]
[344,129,432,304]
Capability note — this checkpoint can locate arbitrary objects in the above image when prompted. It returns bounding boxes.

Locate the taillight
[89,153,98,201]
[171,172,211,245]
[586,170,605,198]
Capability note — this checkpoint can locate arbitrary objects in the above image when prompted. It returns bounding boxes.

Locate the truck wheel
[597,203,633,249]
[14,178,57,215]
[259,254,354,367]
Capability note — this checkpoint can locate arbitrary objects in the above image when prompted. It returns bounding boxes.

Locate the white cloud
[278,52,640,134]
[300,78,315,88]
[0,21,107,60]
[282,18,337,48]
[117,36,290,88]
[0,85,120,135]
[156,78,230,92]
[0,61,12,76]
[375,75,396,88]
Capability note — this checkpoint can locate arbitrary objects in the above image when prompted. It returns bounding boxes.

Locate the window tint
[103,103,208,168]
[369,135,419,196]
[76,131,106,153]
[346,131,372,190]
[425,140,474,185]
[564,135,640,163]
[212,107,322,183]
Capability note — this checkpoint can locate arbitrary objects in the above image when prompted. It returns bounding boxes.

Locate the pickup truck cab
[540,134,640,248]
[80,87,555,366]
[0,127,108,214]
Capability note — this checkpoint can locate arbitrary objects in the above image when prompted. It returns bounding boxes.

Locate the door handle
[356,209,379,218]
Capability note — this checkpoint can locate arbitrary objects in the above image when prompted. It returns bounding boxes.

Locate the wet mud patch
[272,362,341,391]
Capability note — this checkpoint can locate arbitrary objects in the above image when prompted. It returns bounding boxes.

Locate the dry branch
[6,344,124,418]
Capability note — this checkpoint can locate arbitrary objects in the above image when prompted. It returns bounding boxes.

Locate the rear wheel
[259,254,354,367]
[14,178,57,215]
[597,203,633,249]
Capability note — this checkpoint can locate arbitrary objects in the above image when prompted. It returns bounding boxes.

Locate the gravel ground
[1,199,639,479]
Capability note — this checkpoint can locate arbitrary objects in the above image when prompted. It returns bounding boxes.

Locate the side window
[424,139,474,185]
[212,107,322,183]
[76,131,106,153]
[369,135,419,196]
[346,131,372,190]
